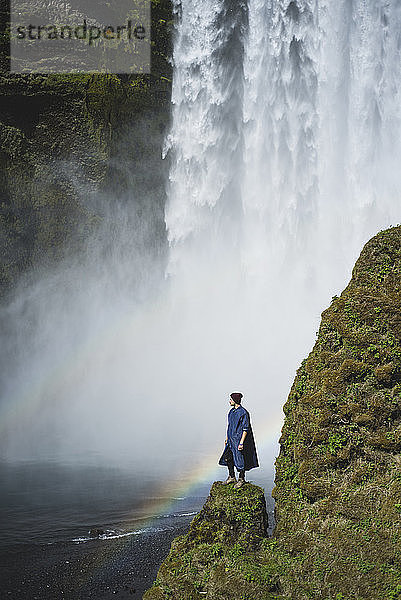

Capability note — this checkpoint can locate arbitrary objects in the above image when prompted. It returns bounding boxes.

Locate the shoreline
[0,520,193,599]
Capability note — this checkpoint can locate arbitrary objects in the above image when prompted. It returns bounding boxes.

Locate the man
[218,392,259,489]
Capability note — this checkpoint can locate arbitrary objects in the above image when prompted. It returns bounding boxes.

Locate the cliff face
[272,224,401,599]
[144,225,401,600]
[143,482,278,600]
[0,0,172,294]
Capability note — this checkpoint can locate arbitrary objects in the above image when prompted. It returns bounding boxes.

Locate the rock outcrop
[272,224,401,599]
[144,225,401,600]
[143,481,278,600]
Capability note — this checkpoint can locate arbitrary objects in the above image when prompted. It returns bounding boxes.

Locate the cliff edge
[144,225,401,600]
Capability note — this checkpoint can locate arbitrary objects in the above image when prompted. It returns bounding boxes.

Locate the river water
[0,461,275,598]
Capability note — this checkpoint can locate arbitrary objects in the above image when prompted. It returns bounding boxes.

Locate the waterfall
[167,0,401,281]
[1,0,400,468]
[164,0,247,261]
[162,0,401,446]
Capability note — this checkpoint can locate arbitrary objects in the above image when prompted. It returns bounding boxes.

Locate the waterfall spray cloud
[0,0,400,476]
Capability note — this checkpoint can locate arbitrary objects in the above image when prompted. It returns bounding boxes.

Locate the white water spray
[1,0,400,473]
[160,0,401,459]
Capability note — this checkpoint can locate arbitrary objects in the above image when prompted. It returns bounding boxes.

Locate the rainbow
[67,413,282,590]
[0,292,284,588]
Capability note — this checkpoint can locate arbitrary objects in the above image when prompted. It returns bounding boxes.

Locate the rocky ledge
[143,481,280,600]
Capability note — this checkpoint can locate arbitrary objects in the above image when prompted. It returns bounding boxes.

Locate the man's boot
[234,477,245,489]
[222,476,237,485]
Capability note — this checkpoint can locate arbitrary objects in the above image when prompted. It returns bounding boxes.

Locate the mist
[1,0,400,481]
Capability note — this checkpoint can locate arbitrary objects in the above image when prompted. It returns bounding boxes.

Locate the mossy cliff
[144,225,401,600]
[272,224,401,599]
[143,482,277,600]
[0,0,172,293]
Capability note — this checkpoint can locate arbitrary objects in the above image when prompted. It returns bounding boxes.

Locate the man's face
[229,398,235,406]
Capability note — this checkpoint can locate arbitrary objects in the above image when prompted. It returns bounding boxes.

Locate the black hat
[230,392,243,403]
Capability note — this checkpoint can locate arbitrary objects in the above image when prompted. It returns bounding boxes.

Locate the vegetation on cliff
[143,481,280,600]
[144,225,401,600]
[272,224,401,599]
[0,0,173,293]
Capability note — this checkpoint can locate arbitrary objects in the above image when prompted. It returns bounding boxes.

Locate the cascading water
[161,0,401,459]
[164,0,247,250]
[167,0,401,281]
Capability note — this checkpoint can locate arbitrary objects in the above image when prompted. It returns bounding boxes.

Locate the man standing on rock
[218,392,259,489]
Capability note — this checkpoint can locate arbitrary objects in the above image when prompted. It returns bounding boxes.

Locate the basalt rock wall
[0,0,173,294]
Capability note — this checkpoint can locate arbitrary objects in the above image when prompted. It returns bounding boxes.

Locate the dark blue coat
[218,405,259,472]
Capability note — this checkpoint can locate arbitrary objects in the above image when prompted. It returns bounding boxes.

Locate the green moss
[270,225,401,598]
[144,482,277,600]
